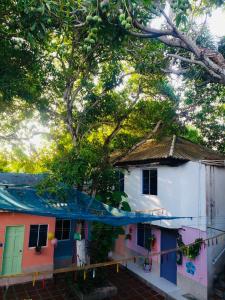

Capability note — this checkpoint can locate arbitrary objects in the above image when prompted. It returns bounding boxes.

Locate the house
[0,174,88,285]
[0,172,184,287]
[0,211,55,286]
[114,135,225,300]
[0,173,54,285]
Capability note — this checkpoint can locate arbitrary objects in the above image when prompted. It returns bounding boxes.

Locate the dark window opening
[119,172,124,192]
[115,170,125,192]
[55,219,71,240]
[142,169,157,195]
[80,220,85,240]
[29,224,48,247]
[137,223,152,250]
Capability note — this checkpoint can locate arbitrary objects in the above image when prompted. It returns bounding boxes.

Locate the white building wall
[206,165,225,294]
[124,161,206,230]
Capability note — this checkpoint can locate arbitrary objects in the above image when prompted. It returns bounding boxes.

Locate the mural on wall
[186,261,196,275]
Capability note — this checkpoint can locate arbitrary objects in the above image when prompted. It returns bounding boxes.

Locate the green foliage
[89,223,125,263]
[181,126,204,145]
[177,234,203,260]
[196,26,217,50]
[183,82,225,153]
[0,147,48,173]
[218,37,225,57]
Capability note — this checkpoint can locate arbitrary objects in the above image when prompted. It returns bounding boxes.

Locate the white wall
[124,161,206,230]
[206,166,225,229]
[206,165,225,292]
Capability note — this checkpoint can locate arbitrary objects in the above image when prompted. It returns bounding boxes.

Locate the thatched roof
[115,136,225,167]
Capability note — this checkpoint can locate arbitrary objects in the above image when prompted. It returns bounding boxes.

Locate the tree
[181,82,225,153]
[109,0,225,85]
[80,0,225,84]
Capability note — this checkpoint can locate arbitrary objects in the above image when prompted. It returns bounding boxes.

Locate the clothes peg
[83,270,86,280]
[32,272,38,287]
[116,264,119,273]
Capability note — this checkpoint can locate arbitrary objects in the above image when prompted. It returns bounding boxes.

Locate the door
[160,229,177,284]
[2,226,25,275]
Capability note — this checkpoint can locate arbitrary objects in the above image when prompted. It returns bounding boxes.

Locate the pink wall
[177,226,207,286]
[0,212,55,273]
[126,225,161,262]
[115,224,161,263]
[115,224,207,287]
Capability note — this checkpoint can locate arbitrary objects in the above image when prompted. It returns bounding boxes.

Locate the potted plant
[35,245,42,253]
[143,257,152,272]
[125,233,132,240]
[149,234,156,248]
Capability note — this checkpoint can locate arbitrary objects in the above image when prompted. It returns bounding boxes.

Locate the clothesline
[0,231,224,281]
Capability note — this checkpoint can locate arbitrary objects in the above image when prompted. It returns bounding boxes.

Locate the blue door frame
[160,229,177,284]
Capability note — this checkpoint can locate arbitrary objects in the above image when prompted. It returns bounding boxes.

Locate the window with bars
[29,224,48,248]
[142,169,157,195]
[55,219,71,240]
[137,223,152,250]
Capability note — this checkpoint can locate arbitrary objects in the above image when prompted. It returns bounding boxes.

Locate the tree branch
[103,84,142,148]
[127,3,225,84]
[167,54,222,80]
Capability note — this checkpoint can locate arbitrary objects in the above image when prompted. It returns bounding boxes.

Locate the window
[55,219,71,240]
[142,169,157,195]
[119,172,124,192]
[29,224,48,248]
[137,223,152,249]
[115,170,125,192]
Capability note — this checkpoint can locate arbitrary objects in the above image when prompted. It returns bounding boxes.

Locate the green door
[2,226,25,275]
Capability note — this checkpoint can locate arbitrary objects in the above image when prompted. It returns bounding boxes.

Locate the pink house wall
[0,212,55,274]
[115,224,161,263]
[115,224,207,287]
[177,226,207,287]
[126,225,161,263]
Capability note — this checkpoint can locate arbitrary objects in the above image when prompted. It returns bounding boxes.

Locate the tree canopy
[0,0,224,179]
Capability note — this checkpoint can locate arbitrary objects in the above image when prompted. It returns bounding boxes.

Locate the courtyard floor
[0,266,165,300]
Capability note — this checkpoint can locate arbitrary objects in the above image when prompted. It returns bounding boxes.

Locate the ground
[0,266,165,300]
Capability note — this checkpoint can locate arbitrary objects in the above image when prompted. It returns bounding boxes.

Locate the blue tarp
[0,187,186,226]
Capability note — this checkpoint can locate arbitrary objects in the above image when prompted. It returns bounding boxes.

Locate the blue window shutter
[142,170,150,194]
[150,169,157,195]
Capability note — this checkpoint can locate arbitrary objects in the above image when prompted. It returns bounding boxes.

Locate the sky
[151,6,225,38]
[208,8,225,38]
